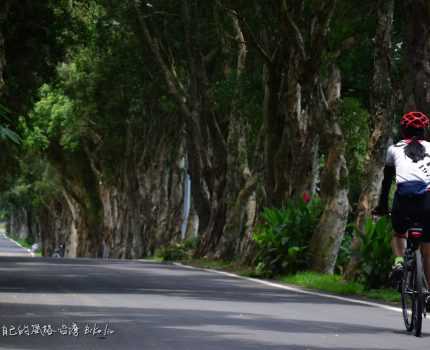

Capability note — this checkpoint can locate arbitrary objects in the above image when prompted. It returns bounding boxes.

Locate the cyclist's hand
[372,206,390,217]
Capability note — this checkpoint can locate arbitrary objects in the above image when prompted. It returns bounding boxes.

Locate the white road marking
[0,233,34,256]
[173,262,403,314]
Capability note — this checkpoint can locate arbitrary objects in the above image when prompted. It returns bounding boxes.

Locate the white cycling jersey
[386,140,430,187]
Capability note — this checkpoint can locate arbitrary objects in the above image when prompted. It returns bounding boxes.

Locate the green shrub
[155,243,188,261]
[252,198,323,277]
[182,237,199,251]
[155,238,198,262]
[357,217,394,288]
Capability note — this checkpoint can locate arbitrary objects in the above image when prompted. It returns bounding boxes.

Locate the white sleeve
[385,146,395,166]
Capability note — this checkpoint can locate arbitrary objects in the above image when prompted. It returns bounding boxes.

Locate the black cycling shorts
[391,191,430,242]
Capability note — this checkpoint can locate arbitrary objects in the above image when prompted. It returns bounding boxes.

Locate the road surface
[0,233,427,349]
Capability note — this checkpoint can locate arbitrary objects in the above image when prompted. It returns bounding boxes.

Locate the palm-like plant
[0,102,20,144]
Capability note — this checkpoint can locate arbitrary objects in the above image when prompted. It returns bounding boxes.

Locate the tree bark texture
[346,0,395,279]
[7,208,34,240]
[47,144,104,257]
[215,11,258,259]
[101,137,184,258]
[37,197,72,257]
[403,0,430,112]
[133,1,258,258]
[310,65,349,274]
[36,123,185,259]
[255,1,336,206]
[0,1,10,97]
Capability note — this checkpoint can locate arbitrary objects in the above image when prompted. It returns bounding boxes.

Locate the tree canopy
[1,0,429,285]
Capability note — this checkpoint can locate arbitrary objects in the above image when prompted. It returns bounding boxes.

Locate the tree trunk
[194,175,227,257]
[403,0,430,112]
[7,208,28,239]
[346,0,395,279]
[38,196,73,257]
[137,141,184,255]
[185,204,199,239]
[133,1,235,257]
[0,1,9,97]
[215,12,258,259]
[237,189,258,264]
[97,124,185,259]
[262,61,285,206]
[310,66,349,274]
[217,175,258,259]
[63,189,101,257]
[261,59,320,207]
[46,142,104,257]
[260,1,336,206]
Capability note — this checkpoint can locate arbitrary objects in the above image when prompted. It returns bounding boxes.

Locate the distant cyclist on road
[374,111,430,287]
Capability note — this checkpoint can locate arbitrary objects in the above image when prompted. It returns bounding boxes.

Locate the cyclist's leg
[391,192,407,265]
[391,235,406,258]
[389,194,408,287]
[421,244,430,286]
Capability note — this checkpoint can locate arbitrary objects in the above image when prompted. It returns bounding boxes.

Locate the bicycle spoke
[402,269,415,332]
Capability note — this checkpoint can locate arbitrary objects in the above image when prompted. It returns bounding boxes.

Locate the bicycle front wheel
[401,267,415,332]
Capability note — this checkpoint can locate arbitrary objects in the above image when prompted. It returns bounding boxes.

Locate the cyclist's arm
[376,165,395,212]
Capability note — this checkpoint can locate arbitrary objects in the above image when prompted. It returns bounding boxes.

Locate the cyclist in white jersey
[374,111,430,288]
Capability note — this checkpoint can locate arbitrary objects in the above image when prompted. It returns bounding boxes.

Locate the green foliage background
[253,199,323,277]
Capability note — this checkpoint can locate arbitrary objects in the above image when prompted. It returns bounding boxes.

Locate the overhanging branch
[281,0,307,61]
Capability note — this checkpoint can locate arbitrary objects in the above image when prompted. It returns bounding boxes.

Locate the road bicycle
[401,224,430,337]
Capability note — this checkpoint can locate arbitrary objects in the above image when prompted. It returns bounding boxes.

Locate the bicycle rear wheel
[401,267,415,332]
[414,250,425,337]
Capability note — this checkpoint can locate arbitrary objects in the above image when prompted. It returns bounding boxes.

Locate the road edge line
[1,233,34,257]
[172,262,402,314]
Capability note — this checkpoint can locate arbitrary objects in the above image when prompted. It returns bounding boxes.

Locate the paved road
[0,234,32,257]
[0,234,428,349]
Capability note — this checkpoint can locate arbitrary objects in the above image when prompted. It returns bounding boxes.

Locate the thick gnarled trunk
[45,142,104,257]
[259,1,336,207]
[99,126,185,259]
[0,1,9,97]
[261,60,320,207]
[403,0,430,112]
[310,66,349,274]
[7,208,32,240]
[63,191,102,257]
[346,0,395,279]
[134,2,254,258]
[215,12,258,259]
[37,196,72,257]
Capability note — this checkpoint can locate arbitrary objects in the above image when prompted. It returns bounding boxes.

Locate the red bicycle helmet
[400,111,430,129]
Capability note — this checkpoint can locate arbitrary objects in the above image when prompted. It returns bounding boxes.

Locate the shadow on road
[0,303,408,350]
[0,257,380,307]
[0,257,422,349]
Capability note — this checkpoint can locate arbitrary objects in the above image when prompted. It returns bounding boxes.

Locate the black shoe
[389,263,404,290]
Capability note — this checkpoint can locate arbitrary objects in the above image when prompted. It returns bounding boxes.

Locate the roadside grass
[15,238,32,249]
[281,272,364,295]
[281,272,400,303]
[179,258,256,277]
[363,288,400,303]
[176,259,400,304]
